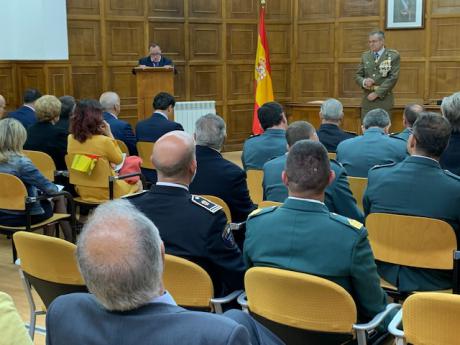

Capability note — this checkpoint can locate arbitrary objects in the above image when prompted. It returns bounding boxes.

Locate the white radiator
[174,101,216,135]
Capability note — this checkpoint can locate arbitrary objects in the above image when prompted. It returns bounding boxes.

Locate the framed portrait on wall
[386,0,424,29]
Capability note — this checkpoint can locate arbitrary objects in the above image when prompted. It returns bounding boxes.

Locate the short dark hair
[23,88,42,103]
[153,92,175,110]
[285,140,330,195]
[404,103,424,127]
[149,42,160,49]
[363,108,390,129]
[412,112,451,158]
[59,95,75,120]
[286,121,315,147]
[257,102,284,130]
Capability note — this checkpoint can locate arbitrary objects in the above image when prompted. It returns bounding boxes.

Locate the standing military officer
[355,31,400,118]
[245,140,391,328]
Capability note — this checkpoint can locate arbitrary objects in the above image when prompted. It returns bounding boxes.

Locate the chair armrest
[353,303,401,331]
[388,309,404,339]
[108,173,142,200]
[54,170,69,177]
[210,290,244,314]
[237,292,248,311]
[453,250,460,294]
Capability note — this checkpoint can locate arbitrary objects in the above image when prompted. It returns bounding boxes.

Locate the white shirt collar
[411,154,439,164]
[150,290,177,306]
[24,104,35,111]
[154,111,168,120]
[374,47,385,59]
[156,181,189,191]
[288,196,325,205]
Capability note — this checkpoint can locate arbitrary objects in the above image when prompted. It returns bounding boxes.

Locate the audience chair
[246,169,264,205]
[163,254,242,314]
[115,139,130,156]
[389,292,460,345]
[258,201,282,208]
[13,231,87,340]
[0,292,33,345]
[239,267,399,345]
[23,150,61,181]
[136,141,155,169]
[327,152,337,160]
[201,195,231,223]
[348,176,367,212]
[366,213,458,298]
[0,173,76,261]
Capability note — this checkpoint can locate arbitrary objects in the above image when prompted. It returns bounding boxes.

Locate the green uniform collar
[282,197,329,213]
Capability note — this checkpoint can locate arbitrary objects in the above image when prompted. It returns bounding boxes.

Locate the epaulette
[443,169,460,181]
[330,213,363,231]
[247,206,277,220]
[386,48,399,55]
[329,158,343,168]
[246,134,261,140]
[389,134,406,142]
[191,195,222,214]
[345,130,357,136]
[369,162,397,171]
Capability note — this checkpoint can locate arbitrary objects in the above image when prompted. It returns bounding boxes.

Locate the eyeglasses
[150,52,162,56]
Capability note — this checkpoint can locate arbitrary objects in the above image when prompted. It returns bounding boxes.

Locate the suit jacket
[138,55,173,67]
[244,199,388,324]
[392,127,411,141]
[317,123,356,152]
[336,127,408,177]
[24,122,68,170]
[263,155,364,222]
[46,293,250,345]
[440,131,460,176]
[129,185,246,296]
[189,145,256,223]
[8,105,37,128]
[363,155,460,291]
[135,112,184,142]
[241,129,287,170]
[103,112,138,155]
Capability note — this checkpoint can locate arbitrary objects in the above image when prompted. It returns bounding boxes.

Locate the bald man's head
[152,131,196,182]
[0,95,5,118]
[99,91,120,115]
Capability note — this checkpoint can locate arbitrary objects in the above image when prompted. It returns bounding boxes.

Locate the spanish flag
[252,0,274,135]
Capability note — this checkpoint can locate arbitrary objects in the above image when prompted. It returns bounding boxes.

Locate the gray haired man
[46,199,283,345]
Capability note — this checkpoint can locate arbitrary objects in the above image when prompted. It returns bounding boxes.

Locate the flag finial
[261,0,266,5]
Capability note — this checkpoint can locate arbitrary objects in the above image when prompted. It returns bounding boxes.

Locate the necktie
[374,52,379,61]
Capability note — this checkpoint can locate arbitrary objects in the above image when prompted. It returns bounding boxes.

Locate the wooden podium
[133,67,174,121]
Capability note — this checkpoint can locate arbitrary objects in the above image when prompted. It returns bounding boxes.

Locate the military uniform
[336,127,408,177]
[363,155,460,291]
[129,183,246,297]
[244,198,388,323]
[317,124,357,152]
[241,129,287,170]
[440,131,460,176]
[355,48,400,117]
[262,155,364,222]
[391,127,411,141]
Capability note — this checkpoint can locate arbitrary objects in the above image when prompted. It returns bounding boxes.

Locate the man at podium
[138,43,174,68]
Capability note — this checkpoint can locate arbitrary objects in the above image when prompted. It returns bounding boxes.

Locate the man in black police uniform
[138,43,174,68]
[130,131,245,297]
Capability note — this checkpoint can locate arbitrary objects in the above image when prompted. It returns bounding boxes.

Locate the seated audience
[24,95,67,170]
[440,92,460,175]
[8,88,41,128]
[46,200,283,345]
[245,140,391,328]
[100,91,137,156]
[0,292,32,345]
[55,95,75,132]
[392,103,424,141]
[67,99,141,202]
[336,108,407,177]
[189,114,256,223]
[0,94,6,118]
[130,131,245,297]
[317,98,356,152]
[242,102,287,170]
[263,121,363,222]
[0,118,72,240]
[364,112,460,292]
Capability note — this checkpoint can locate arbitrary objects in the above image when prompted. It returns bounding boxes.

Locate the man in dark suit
[263,121,363,222]
[138,43,174,68]
[392,103,423,141]
[317,98,356,152]
[8,88,42,128]
[130,131,245,297]
[336,108,407,177]
[55,95,75,133]
[189,114,256,223]
[99,91,137,155]
[440,92,460,176]
[364,113,460,291]
[46,199,283,345]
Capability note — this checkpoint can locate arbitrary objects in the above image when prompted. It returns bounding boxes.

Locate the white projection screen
[0,0,68,60]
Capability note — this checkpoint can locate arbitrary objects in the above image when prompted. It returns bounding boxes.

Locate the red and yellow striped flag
[252,1,274,135]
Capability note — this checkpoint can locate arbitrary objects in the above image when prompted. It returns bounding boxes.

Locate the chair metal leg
[19,269,37,340]
[12,239,17,263]
[356,330,367,345]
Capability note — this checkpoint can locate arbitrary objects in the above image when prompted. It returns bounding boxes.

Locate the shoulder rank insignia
[191,195,222,214]
[248,208,262,217]
[248,206,278,219]
[348,219,363,230]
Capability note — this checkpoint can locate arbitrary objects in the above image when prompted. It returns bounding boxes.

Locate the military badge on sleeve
[222,224,237,248]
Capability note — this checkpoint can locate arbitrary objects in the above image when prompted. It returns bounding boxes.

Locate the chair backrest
[245,267,357,334]
[366,213,456,269]
[246,169,264,204]
[163,254,213,309]
[136,141,155,169]
[115,139,130,156]
[201,195,231,223]
[327,152,337,160]
[23,150,56,181]
[0,173,27,211]
[65,154,113,188]
[347,176,367,212]
[258,200,282,208]
[403,292,460,345]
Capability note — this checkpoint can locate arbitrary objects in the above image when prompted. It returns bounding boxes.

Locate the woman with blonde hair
[0,118,72,240]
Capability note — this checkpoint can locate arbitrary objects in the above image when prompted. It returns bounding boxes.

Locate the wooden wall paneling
[148,0,184,18]
[266,24,291,61]
[226,103,255,149]
[265,0,291,20]
[385,30,426,58]
[338,21,380,59]
[106,21,145,61]
[68,20,102,61]
[431,0,460,15]
[429,62,460,100]
[106,0,145,17]
[298,0,335,21]
[189,24,222,60]
[189,0,222,18]
[189,65,223,101]
[430,18,460,57]
[227,64,254,101]
[297,23,334,61]
[67,0,100,15]
[47,65,73,97]
[393,62,425,103]
[339,0,380,17]
[72,66,103,99]
[173,64,186,100]
[227,24,258,61]
[295,63,334,100]
[338,62,362,100]
[108,66,138,122]
[0,64,17,112]
[226,0,257,19]
[17,66,46,98]
[148,22,186,61]
[271,64,291,101]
